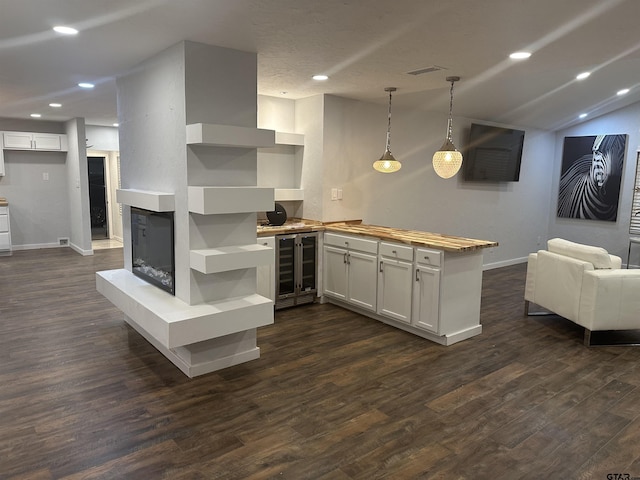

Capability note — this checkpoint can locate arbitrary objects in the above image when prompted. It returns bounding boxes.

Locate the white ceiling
[1,0,640,130]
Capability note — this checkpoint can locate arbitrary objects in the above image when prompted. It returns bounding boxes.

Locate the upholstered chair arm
[579,269,640,331]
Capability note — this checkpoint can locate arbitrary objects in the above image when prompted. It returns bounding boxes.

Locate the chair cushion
[547,238,612,269]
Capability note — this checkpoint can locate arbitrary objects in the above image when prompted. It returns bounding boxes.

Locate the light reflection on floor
[92,238,123,250]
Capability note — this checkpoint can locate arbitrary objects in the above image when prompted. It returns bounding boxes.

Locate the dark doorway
[88,156,108,239]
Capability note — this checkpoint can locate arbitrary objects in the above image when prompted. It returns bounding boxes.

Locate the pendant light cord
[446,79,455,141]
[386,89,393,151]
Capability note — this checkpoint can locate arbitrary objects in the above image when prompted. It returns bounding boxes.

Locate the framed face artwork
[557,134,627,221]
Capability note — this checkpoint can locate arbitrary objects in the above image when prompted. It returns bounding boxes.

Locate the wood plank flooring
[2,248,640,479]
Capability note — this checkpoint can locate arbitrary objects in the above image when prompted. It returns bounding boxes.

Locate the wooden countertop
[256,218,497,252]
[257,219,325,237]
[324,223,498,252]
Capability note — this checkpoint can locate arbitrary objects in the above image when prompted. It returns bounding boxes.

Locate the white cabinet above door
[2,131,68,151]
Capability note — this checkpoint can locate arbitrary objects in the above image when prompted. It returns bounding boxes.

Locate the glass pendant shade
[373,150,401,173]
[374,87,401,173]
[432,137,463,179]
[433,76,463,179]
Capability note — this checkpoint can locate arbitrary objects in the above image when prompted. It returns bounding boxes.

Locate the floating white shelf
[274,132,304,146]
[186,123,275,148]
[190,244,273,274]
[96,269,274,349]
[188,186,274,214]
[116,188,175,212]
[274,188,304,201]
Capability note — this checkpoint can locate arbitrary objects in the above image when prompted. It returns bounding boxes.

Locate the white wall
[0,118,71,249]
[86,125,119,151]
[549,102,640,260]
[0,149,70,247]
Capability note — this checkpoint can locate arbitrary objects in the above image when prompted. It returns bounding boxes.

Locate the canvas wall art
[557,134,627,221]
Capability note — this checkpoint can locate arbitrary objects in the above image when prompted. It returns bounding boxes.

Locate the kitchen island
[321,222,497,346]
[258,219,497,346]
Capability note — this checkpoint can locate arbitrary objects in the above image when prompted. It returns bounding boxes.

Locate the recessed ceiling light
[49,103,62,108]
[113,123,119,127]
[53,25,78,35]
[579,113,588,119]
[78,82,95,89]
[509,51,531,60]
[312,74,329,81]
[576,72,591,80]
[30,113,42,118]
[617,88,630,96]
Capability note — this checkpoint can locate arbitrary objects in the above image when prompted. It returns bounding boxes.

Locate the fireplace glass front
[131,207,175,295]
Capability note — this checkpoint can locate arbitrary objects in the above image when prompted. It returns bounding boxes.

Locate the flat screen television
[463,123,525,182]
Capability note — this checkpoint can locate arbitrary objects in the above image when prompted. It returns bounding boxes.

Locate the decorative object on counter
[373,87,402,173]
[266,202,287,226]
[432,76,463,179]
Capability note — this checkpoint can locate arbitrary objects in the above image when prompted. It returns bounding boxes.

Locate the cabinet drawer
[0,214,8,232]
[0,206,7,215]
[324,232,378,254]
[415,248,442,267]
[379,242,414,262]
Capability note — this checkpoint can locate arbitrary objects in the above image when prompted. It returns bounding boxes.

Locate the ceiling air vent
[406,65,446,76]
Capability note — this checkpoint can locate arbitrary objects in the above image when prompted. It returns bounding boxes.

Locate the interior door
[88,156,108,239]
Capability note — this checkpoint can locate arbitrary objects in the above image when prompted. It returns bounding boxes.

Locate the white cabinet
[323,233,378,312]
[322,231,484,346]
[0,131,69,176]
[412,248,442,332]
[0,206,11,255]
[377,242,414,324]
[2,132,68,151]
[257,236,276,303]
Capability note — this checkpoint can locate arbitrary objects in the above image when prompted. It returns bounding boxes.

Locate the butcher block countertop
[257,218,325,237]
[257,218,497,252]
[324,223,498,252]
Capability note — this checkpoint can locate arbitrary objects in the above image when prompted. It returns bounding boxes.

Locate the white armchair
[524,238,640,345]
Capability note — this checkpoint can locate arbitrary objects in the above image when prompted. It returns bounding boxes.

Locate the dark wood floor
[2,248,640,479]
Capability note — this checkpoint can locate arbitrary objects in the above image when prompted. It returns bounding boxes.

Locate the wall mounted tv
[463,123,525,182]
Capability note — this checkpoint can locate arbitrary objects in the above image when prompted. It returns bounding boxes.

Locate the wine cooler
[275,232,318,309]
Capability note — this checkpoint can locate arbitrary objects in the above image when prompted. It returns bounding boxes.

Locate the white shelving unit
[274,188,304,201]
[188,186,274,215]
[186,123,275,148]
[190,244,272,274]
[116,188,175,212]
[97,269,272,349]
[258,131,305,205]
[275,132,304,146]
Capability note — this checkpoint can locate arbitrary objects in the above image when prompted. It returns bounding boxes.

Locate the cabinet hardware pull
[416,269,420,281]
[424,256,430,261]
[392,250,397,254]
[379,260,383,272]
[343,252,347,264]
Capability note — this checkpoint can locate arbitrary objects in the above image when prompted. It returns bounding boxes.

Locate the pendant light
[432,76,463,179]
[373,87,401,173]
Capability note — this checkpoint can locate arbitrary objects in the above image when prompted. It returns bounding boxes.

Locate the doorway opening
[88,156,108,240]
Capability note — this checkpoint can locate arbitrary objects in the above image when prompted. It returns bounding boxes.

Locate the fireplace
[131,207,175,295]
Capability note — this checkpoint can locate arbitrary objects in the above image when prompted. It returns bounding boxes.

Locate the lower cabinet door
[377,258,413,323]
[347,250,377,312]
[323,245,348,301]
[412,265,441,333]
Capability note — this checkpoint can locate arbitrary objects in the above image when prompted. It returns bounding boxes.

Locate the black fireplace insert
[131,207,175,295]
